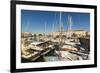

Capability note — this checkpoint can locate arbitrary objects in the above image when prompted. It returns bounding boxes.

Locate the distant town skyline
[21,10,90,33]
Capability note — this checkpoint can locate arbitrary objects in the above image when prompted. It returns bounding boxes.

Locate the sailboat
[55,12,83,61]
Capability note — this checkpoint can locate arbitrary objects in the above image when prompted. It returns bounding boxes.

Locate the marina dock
[21,13,90,62]
[21,37,90,62]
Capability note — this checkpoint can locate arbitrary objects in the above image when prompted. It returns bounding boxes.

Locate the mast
[58,12,63,60]
[59,12,63,44]
[52,13,56,39]
[44,22,47,41]
[68,15,72,38]
[68,15,72,30]
[26,20,29,32]
[52,23,54,38]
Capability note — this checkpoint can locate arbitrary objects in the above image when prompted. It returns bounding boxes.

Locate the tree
[38,34,42,37]
[38,33,43,41]
[72,33,77,37]
[86,32,90,37]
[33,34,37,41]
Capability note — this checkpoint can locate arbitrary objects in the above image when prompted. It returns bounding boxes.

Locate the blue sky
[21,10,90,33]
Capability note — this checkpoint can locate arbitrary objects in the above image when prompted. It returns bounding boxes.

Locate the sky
[21,10,90,33]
